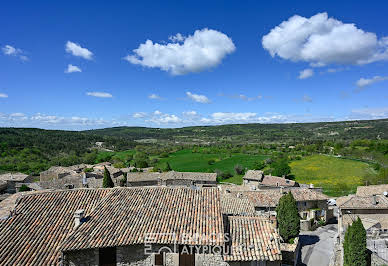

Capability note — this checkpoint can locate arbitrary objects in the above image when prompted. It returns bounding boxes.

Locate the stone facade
[63,244,234,266]
[63,248,99,266]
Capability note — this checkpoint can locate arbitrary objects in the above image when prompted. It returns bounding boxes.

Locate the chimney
[74,209,85,228]
[372,195,377,205]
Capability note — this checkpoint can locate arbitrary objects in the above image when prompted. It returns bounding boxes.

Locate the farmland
[290,155,374,196]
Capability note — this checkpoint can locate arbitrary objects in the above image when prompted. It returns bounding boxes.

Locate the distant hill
[1,118,387,175]
[86,118,388,144]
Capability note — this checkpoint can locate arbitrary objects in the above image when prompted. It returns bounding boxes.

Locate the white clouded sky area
[1,2,388,130]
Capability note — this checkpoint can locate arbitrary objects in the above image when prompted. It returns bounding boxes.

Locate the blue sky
[1,0,388,130]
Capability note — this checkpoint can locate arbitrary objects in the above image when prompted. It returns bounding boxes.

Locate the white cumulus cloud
[0,93,8,98]
[186,92,210,103]
[350,107,388,119]
[66,41,93,60]
[356,75,388,88]
[298,68,314,79]
[148,93,162,100]
[183,111,197,116]
[86,92,113,98]
[65,64,82,73]
[262,12,388,66]
[132,112,147,118]
[2,45,28,61]
[124,28,236,75]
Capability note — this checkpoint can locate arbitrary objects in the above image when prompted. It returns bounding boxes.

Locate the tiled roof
[342,213,388,230]
[239,188,328,208]
[339,194,388,209]
[126,171,217,183]
[62,187,224,251]
[0,189,111,265]
[41,166,71,174]
[224,216,282,262]
[260,175,296,187]
[221,193,255,216]
[243,170,264,181]
[219,184,254,193]
[0,172,30,182]
[163,171,217,182]
[126,172,162,182]
[356,184,388,197]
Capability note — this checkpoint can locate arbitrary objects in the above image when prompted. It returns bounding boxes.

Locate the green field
[157,149,268,183]
[290,155,374,197]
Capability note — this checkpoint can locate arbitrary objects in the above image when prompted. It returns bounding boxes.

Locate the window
[154,253,164,266]
[99,247,116,266]
[179,245,195,266]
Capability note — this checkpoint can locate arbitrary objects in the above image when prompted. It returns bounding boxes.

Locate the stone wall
[63,248,99,266]
[63,244,281,266]
[371,252,388,266]
[116,245,153,266]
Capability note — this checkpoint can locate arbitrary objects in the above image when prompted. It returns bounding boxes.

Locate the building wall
[229,261,281,266]
[127,180,159,187]
[64,244,282,266]
[63,248,99,266]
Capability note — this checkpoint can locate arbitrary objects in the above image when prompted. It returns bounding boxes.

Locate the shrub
[234,164,244,175]
[135,160,148,168]
[253,161,265,170]
[160,152,169,158]
[84,167,93,173]
[162,162,172,172]
[19,184,30,192]
[208,159,215,165]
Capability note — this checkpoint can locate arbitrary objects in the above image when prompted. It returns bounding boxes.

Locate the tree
[276,192,300,243]
[163,162,172,172]
[234,164,244,175]
[343,217,367,266]
[208,159,215,165]
[102,166,114,188]
[135,160,148,168]
[272,158,291,177]
[253,160,265,170]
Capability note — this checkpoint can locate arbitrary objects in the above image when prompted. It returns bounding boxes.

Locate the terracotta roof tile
[62,187,224,251]
[237,188,328,208]
[356,184,388,197]
[221,193,255,216]
[224,216,282,262]
[243,170,264,181]
[0,189,111,265]
[339,195,388,209]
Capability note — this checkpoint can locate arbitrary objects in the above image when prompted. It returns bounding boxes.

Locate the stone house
[231,188,331,230]
[126,172,163,187]
[0,187,284,266]
[338,192,388,241]
[162,171,217,187]
[126,171,217,188]
[40,166,73,181]
[0,172,33,193]
[337,189,388,263]
[243,170,298,189]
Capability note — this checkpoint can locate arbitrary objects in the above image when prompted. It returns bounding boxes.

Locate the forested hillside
[1,118,387,175]
[0,128,137,174]
[88,119,388,144]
